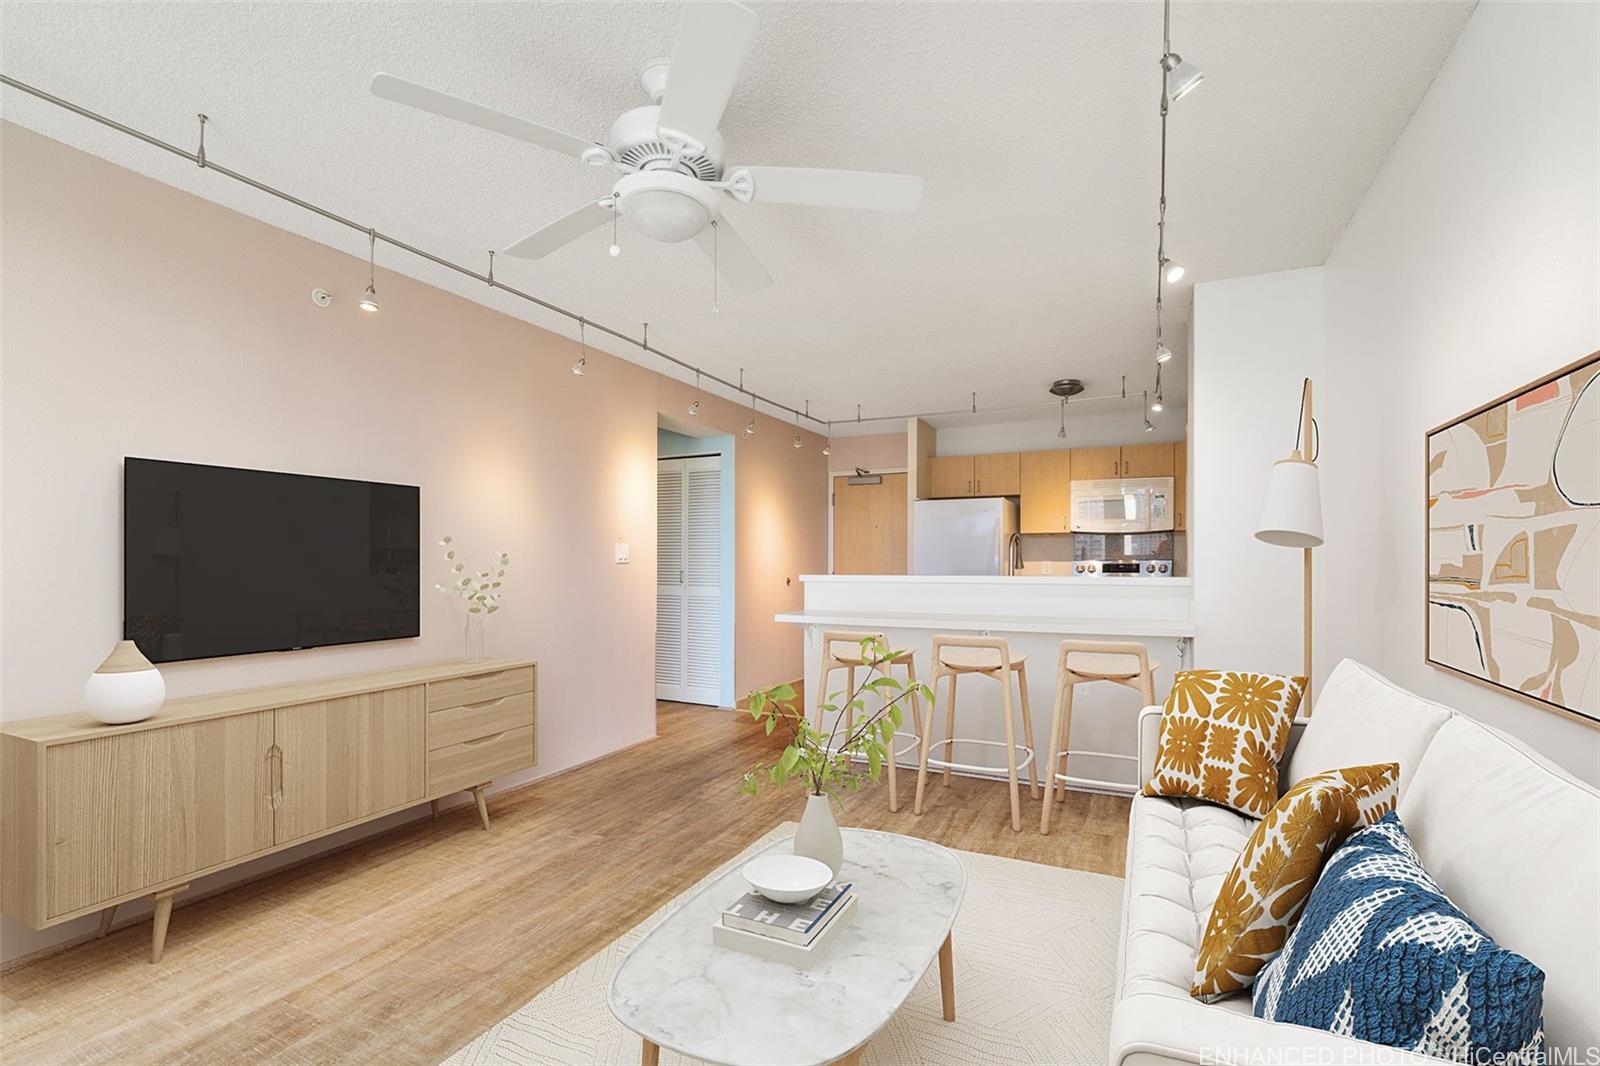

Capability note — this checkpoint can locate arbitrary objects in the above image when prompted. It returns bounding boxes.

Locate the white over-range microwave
[1069,477,1176,534]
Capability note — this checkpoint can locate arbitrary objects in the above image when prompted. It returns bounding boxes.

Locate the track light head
[1162,53,1203,101]
[1155,342,1173,365]
[1145,420,1156,433]
[571,357,586,377]
[822,442,831,456]
[1150,397,1164,414]
[358,284,379,313]
[793,434,803,449]
[688,399,700,416]
[744,419,756,437]
[1161,258,1185,284]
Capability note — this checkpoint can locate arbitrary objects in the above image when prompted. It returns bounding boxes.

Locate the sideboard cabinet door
[46,712,275,919]
[273,687,425,845]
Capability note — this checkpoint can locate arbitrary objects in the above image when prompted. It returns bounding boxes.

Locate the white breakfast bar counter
[776,575,1195,794]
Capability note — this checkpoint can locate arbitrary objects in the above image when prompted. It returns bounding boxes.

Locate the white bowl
[741,854,833,904]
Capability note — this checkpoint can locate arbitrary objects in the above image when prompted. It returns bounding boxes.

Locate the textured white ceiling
[1,1,1472,433]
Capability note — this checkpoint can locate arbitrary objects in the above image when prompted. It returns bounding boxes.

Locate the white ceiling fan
[371,0,923,294]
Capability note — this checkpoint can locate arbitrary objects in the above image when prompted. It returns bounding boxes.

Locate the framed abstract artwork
[1426,351,1599,727]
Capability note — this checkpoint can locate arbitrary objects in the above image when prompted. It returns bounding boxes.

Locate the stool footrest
[923,738,1036,776]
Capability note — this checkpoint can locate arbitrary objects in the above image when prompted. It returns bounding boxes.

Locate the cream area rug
[443,824,1124,1065]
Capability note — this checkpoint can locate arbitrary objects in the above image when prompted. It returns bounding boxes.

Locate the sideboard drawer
[428,692,535,751]
[426,666,534,714]
[428,725,535,795]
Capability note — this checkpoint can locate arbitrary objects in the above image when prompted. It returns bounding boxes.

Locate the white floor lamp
[1255,378,1325,714]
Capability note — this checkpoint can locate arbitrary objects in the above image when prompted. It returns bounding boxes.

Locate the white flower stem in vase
[434,536,510,664]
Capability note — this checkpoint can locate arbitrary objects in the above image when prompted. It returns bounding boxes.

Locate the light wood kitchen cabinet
[1174,440,1188,530]
[1019,450,1073,533]
[273,688,426,845]
[972,452,1021,496]
[1071,446,1122,480]
[1120,442,1176,478]
[928,455,974,498]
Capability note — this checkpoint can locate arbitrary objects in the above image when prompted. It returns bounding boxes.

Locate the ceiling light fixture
[822,422,832,457]
[358,228,380,312]
[1147,0,1197,407]
[1144,391,1156,432]
[689,370,702,415]
[710,220,719,314]
[1162,53,1204,102]
[742,368,756,436]
[571,319,587,376]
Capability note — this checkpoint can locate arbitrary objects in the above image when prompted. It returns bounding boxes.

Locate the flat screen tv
[124,458,420,663]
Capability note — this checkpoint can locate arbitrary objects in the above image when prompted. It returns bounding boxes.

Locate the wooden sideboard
[1,658,537,963]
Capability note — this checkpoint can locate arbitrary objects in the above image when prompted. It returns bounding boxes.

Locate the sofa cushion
[1119,794,1256,1000]
[1398,716,1600,1056]
[1288,659,1453,795]
[1143,670,1307,817]
[1254,813,1546,1064]
[1192,763,1399,1000]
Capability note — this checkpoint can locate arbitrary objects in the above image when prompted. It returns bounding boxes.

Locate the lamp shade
[1256,458,1324,548]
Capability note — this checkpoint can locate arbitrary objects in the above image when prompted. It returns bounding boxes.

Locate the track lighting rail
[1,72,1169,434]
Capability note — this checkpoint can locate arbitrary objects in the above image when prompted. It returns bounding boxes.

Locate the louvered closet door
[656,455,724,705]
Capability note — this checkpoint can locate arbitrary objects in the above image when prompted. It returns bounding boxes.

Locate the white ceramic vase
[793,792,843,876]
[84,640,166,725]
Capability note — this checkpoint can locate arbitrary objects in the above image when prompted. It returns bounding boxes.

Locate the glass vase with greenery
[741,635,933,799]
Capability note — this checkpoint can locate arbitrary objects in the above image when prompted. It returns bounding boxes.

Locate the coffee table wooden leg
[938,932,956,1021]
[641,1038,660,1066]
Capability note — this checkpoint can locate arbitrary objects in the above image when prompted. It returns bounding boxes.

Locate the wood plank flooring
[0,703,1129,1065]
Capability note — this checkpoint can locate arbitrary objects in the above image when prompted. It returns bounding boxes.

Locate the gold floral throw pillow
[1142,670,1307,818]
[1190,762,1399,1001]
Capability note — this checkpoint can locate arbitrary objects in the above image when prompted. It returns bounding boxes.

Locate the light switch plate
[614,542,630,564]
[1042,561,1052,574]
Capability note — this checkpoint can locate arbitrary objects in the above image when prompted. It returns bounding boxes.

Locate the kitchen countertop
[799,573,1191,586]
[775,609,1196,637]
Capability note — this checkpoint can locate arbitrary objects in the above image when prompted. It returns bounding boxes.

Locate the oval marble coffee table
[608,828,966,1066]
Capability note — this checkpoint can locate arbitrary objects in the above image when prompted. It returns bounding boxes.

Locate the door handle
[267,744,283,809]
[967,480,972,494]
[976,480,982,494]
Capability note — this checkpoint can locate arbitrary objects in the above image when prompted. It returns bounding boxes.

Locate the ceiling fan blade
[503,199,616,258]
[655,0,758,151]
[733,166,924,213]
[695,219,771,293]
[371,73,601,161]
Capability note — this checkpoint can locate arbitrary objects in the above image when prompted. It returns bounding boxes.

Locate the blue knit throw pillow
[1253,812,1545,1063]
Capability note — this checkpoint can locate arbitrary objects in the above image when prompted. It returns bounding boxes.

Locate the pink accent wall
[0,123,824,961]
[826,432,909,473]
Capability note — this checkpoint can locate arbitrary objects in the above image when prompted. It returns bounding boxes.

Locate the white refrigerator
[913,498,1020,575]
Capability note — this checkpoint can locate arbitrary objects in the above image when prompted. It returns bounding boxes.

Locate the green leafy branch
[740,635,934,799]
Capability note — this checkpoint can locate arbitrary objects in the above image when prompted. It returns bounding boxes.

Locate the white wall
[1191,1,1599,783]
[1190,269,1351,685]
[1322,0,1599,778]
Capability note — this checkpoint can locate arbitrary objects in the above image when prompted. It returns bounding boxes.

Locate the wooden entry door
[832,473,908,574]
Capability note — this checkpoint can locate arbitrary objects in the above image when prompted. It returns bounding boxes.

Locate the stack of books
[711,880,857,967]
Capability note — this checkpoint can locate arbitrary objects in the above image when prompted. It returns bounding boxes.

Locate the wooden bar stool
[813,631,924,813]
[1039,640,1158,835]
[914,636,1040,832]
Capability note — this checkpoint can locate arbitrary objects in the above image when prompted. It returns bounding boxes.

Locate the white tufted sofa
[1108,659,1600,1066]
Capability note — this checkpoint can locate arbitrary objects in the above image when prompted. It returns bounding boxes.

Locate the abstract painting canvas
[1426,352,1599,726]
